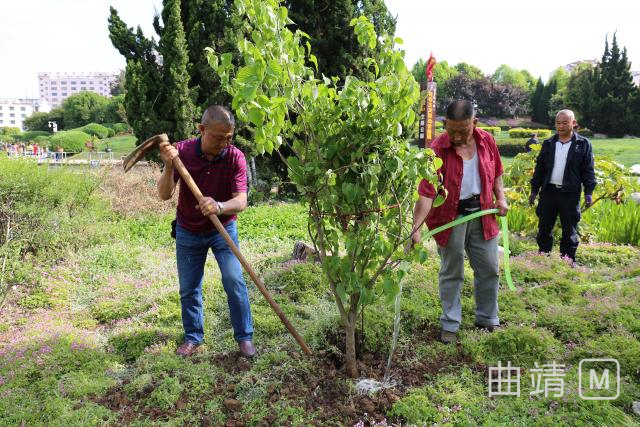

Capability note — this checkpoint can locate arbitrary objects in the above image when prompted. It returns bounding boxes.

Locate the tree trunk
[250,157,258,187]
[344,309,358,378]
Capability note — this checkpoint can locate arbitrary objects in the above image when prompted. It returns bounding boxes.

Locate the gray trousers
[436,216,500,332]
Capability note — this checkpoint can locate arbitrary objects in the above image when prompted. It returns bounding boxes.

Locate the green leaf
[335,283,347,305]
[433,156,443,170]
[247,107,265,126]
[221,52,233,69]
[236,66,255,84]
[433,194,445,208]
[266,59,283,79]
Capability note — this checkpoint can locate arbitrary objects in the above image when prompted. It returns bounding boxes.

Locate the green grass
[500,136,640,168]
[591,138,640,167]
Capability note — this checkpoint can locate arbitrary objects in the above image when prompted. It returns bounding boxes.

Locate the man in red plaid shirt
[410,100,508,344]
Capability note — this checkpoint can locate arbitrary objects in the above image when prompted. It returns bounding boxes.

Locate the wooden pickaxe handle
[171,155,312,356]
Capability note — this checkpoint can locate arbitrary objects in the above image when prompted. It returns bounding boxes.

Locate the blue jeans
[176,221,253,344]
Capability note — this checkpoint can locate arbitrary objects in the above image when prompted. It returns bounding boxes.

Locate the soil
[92,324,482,426]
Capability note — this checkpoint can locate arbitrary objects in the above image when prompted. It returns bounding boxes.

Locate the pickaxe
[123,134,312,355]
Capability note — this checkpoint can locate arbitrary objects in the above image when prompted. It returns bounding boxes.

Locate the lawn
[1,160,639,426]
[500,137,640,168]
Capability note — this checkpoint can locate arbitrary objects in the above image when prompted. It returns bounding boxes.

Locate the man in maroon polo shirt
[157,105,255,358]
[410,100,508,344]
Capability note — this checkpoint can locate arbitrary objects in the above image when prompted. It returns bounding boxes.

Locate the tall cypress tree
[592,34,638,136]
[284,0,395,80]
[108,9,163,142]
[157,0,196,141]
[530,77,545,123]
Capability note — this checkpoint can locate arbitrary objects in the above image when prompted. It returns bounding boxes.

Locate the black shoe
[474,323,500,332]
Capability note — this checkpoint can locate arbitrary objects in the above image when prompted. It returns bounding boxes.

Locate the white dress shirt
[549,139,572,185]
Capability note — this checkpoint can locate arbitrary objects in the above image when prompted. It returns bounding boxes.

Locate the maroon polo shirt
[173,137,247,233]
[418,128,503,246]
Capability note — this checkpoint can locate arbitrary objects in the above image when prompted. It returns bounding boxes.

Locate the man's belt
[458,194,481,216]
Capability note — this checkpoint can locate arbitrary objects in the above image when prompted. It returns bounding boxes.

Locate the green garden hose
[421,209,516,291]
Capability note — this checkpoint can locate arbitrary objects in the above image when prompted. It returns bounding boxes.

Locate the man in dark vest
[529,109,596,263]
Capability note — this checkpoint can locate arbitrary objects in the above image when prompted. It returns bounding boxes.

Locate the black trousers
[536,187,581,261]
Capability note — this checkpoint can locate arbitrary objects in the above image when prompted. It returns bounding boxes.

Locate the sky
[1,0,639,99]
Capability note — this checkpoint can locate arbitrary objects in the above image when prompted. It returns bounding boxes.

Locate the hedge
[508,128,552,139]
[49,130,91,153]
[33,135,51,145]
[76,123,111,139]
[103,122,130,134]
[496,138,528,157]
[478,126,501,136]
[12,131,51,142]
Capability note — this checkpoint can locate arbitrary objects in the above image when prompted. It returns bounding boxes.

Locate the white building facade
[0,98,50,130]
[38,72,118,108]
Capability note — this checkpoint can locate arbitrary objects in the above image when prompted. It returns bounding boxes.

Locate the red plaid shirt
[418,128,503,246]
[173,137,247,232]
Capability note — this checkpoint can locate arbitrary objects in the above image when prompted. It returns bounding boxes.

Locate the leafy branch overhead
[208,0,442,377]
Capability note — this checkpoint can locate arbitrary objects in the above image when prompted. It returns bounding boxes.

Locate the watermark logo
[488,359,620,401]
[578,359,620,400]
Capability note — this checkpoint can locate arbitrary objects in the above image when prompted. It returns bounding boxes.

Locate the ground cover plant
[1,150,640,425]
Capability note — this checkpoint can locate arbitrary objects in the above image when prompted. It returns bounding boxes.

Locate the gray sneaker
[440,329,458,344]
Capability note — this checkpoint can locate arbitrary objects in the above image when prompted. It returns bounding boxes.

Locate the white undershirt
[550,140,572,185]
[460,149,481,200]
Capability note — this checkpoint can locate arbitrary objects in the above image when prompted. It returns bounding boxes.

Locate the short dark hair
[201,105,235,128]
[445,100,475,121]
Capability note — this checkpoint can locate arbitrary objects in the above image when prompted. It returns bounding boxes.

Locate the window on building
[20,107,25,111]
[62,92,67,96]
[9,106,14,110]
[61,81,67,85]
[81,87,86,90]
[10,120,15,124]
[80,81,86,84]
[0,120,3,124]
[71,81,76,84]
[0,113,3,116]
[21,114,26,118]
[71,87,76,90]
[10,113,15,117]
[51,92,57,96]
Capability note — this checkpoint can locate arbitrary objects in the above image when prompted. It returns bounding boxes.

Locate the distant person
[525,133,538,152]
[529,109,596,263]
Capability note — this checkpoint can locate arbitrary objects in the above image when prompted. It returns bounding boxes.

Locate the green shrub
[0,126,21,136]
[496,138,528,156]
[12,131,50,142]
[478,126,501,135]
[578,128,593,137]
[49,130,91,153]
[33,135,51,145]
[508,128,552,139]
[76,123,110,139]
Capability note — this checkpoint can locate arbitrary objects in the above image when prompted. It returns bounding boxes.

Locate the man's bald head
[201,105,235,129]
[556,109,575,121]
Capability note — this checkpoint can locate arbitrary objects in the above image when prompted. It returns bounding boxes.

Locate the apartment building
[38,72,117,108]
[0,98,50,130]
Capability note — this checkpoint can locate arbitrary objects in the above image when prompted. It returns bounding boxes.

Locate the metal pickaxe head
[122,133,170,173]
